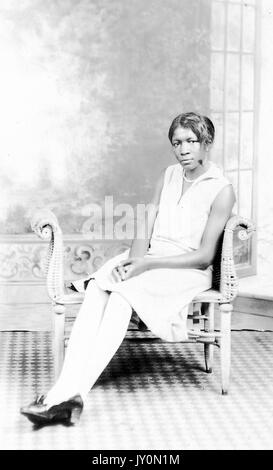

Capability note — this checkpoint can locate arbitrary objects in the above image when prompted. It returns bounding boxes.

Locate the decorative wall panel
[0,236,130,285]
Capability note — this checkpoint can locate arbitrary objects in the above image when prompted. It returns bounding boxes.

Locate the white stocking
[45,285,132,407]
[75,292,132,399]
[45,282,109,406]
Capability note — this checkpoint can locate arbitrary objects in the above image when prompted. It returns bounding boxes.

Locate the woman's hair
[168,112,215,146]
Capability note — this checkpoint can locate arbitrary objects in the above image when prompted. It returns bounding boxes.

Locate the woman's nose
[180,141,189,154]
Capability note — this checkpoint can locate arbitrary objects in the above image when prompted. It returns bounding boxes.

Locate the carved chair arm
[31,209,65,302]
[219,215,256,302]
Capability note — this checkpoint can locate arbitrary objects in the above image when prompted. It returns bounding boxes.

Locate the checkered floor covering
[0,330,273,450]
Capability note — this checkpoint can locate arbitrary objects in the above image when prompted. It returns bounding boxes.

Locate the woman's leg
[45,281,109,407]
[45,287,132,407]
[74,292,132,400]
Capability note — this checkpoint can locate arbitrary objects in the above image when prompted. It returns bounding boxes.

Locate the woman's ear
[205,141,213,154]
[206,140,212,151]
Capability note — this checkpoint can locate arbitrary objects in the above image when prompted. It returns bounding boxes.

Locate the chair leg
[203,303,215,373]
[220,303,232,395]
[52,303,65,381]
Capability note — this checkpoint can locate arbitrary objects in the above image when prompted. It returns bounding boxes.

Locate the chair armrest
[31,209,65,302]
[220,215,256,301]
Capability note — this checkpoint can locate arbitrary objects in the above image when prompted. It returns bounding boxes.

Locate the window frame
[210,0,261,277]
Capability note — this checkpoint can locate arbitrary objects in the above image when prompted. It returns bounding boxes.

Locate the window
[210,0,260,276]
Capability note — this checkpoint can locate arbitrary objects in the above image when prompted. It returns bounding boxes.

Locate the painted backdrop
[0,0,210,235]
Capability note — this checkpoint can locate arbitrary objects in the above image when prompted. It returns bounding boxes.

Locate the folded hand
[112,257,149,282]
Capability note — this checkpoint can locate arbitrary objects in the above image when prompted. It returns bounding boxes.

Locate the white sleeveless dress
[75,162,231,342]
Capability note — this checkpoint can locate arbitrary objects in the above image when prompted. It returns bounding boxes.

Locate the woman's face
[171,126,207,171]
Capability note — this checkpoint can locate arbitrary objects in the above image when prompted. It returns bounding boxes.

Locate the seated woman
[20,112,235,425]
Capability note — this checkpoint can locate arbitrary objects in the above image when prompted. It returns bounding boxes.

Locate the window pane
[239,170,252,218]
[242,55,254,109]
[210,112,224,167]
[240,112,253,169]
[227,4,241,52]
[226,54,240,110]
[243,4,255,52]
[225,112,239,170]
[211,2,225,50]
[234,232,251,266]
[210,53,224,110]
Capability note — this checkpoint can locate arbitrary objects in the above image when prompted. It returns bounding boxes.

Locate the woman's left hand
[112,257,150,282]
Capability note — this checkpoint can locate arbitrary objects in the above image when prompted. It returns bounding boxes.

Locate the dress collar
[178,161,224,185]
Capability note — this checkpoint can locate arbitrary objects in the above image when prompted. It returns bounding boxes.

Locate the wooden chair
[31,209,255,394]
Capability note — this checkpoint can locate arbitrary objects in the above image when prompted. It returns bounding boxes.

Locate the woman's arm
[147,184,236,270]
[120,184,236,279]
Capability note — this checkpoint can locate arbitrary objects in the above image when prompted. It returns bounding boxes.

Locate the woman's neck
[184,162,209,181]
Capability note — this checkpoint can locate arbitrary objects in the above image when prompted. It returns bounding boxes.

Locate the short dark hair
[168,112,215,146]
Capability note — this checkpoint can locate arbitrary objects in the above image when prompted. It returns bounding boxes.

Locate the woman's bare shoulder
[211,183,236,212]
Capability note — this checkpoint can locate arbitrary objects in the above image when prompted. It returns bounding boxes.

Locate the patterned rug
[0,330,273,450]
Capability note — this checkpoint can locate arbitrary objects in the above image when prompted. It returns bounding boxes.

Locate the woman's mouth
[180,159,193,165]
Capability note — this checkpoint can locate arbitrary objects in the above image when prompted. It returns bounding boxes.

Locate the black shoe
[20,394,83,426]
